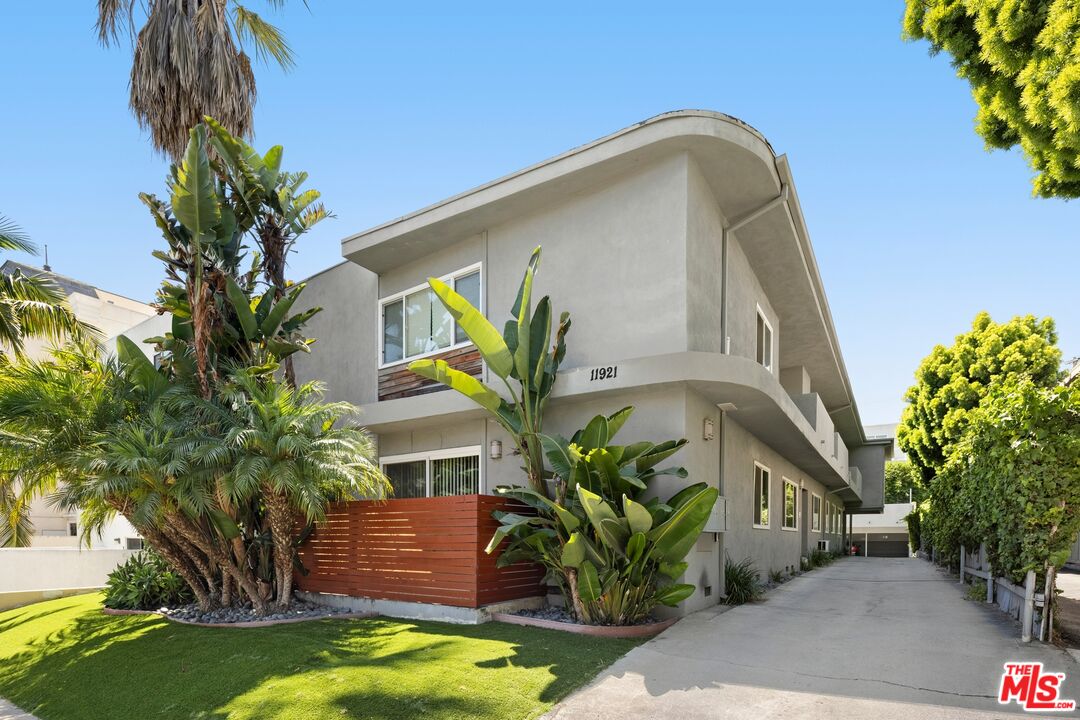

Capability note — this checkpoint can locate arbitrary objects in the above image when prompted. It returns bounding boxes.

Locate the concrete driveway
[547,558,1080,719]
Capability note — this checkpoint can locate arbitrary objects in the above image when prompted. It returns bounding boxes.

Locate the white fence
[959,543,1042,643]
[0,547,136,594]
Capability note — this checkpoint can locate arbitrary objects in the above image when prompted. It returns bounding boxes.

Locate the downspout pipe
[719,183,790,355]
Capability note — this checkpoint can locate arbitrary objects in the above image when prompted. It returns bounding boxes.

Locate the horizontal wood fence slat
[296,495,546,608]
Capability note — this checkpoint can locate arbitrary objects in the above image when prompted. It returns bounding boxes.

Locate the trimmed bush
[104,550,193,610]
[724,556,762,604]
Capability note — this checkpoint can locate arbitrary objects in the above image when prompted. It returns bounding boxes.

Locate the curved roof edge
[340,110,777,253]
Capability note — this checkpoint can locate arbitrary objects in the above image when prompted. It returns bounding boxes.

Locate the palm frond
[232,4,295,69]
[0,215,37,254]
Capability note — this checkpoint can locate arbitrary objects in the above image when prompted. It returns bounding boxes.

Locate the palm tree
[0,215,94,357]
[96,0,297,159]
[203,367,388,608]
[0,343,126,546]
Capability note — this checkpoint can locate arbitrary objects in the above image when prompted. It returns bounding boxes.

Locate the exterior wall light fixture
[703,417,715,441]
[489,440,503,460]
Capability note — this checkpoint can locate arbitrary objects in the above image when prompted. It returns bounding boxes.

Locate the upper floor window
[381,446,481,498]
[756,308,773,372]
[753,462,770,528]
[782,478,797,530]
[380,264,481,366]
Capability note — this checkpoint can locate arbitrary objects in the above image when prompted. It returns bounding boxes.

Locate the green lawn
[0,593,640,720]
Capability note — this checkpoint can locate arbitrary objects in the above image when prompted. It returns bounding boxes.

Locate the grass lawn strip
[0,593,640,720]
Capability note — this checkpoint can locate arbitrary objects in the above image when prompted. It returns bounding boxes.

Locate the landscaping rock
[512,606,664,626]
[161,598,352,625]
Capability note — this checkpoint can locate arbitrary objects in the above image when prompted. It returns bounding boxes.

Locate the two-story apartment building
[293,110,887,615]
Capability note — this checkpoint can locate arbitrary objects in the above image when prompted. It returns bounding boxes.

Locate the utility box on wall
[702,495,728,533]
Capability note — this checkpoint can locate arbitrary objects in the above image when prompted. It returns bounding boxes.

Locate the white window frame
[781,477,798,531]
[378,262,483,369]
[811,492,822,533]
[753,461,771,529]
[379,445,483,497]
[755,305,774,373]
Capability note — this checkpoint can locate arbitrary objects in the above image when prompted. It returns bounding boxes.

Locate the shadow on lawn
[0,605,73,635]
[409,618,641,704]
[0,608,632,719]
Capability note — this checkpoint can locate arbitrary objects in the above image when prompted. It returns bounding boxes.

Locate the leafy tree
[97,0,298,159]
[898,311,1061,482]
[0,215,95,357]
[935,377,1080,582]
[903,0,1080,197]
[884,461,925,504]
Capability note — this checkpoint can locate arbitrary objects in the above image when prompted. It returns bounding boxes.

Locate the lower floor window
[782,479,797,530]
[381,447,481,498]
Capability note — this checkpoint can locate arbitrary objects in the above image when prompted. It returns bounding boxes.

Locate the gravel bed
[160,599,354,624]
[513,606,663,626]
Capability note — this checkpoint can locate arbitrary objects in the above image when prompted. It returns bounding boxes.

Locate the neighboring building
[865,422,905,461]
[293,111,888,615]
[850,503,914,557]
[0,261,155,549]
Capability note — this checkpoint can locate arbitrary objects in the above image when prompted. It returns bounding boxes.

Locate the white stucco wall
[0,548,136,593]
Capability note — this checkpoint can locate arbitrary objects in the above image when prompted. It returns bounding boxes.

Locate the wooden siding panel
[378,346,482,401]
[295,495,546,608]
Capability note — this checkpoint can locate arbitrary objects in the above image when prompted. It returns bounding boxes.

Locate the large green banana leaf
[429,277,513,379]
[171,126,220,240]
[578,560,601,603]
[408,359,503,413]
[647,487,718,564]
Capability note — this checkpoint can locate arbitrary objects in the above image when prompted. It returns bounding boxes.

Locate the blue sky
[1,2,1076,425]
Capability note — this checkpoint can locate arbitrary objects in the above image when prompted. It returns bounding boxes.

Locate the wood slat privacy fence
[295,495,546,608]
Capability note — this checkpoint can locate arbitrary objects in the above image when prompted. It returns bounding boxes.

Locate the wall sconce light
[489,440,503,460]
[703,417,715,441]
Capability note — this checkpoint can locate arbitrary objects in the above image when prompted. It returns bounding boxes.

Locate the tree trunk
[189,280,214,400]
[166,511,268,614]
[260,222,297,389]
[141,526,213,611]
[263,488,295,608]
[565,568,588,623]
[172,531,220,604]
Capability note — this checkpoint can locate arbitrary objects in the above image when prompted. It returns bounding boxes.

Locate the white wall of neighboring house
[851,503,914,531]
[102,312,171,360]
[0,547,138,610]
[865,423,905,461]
